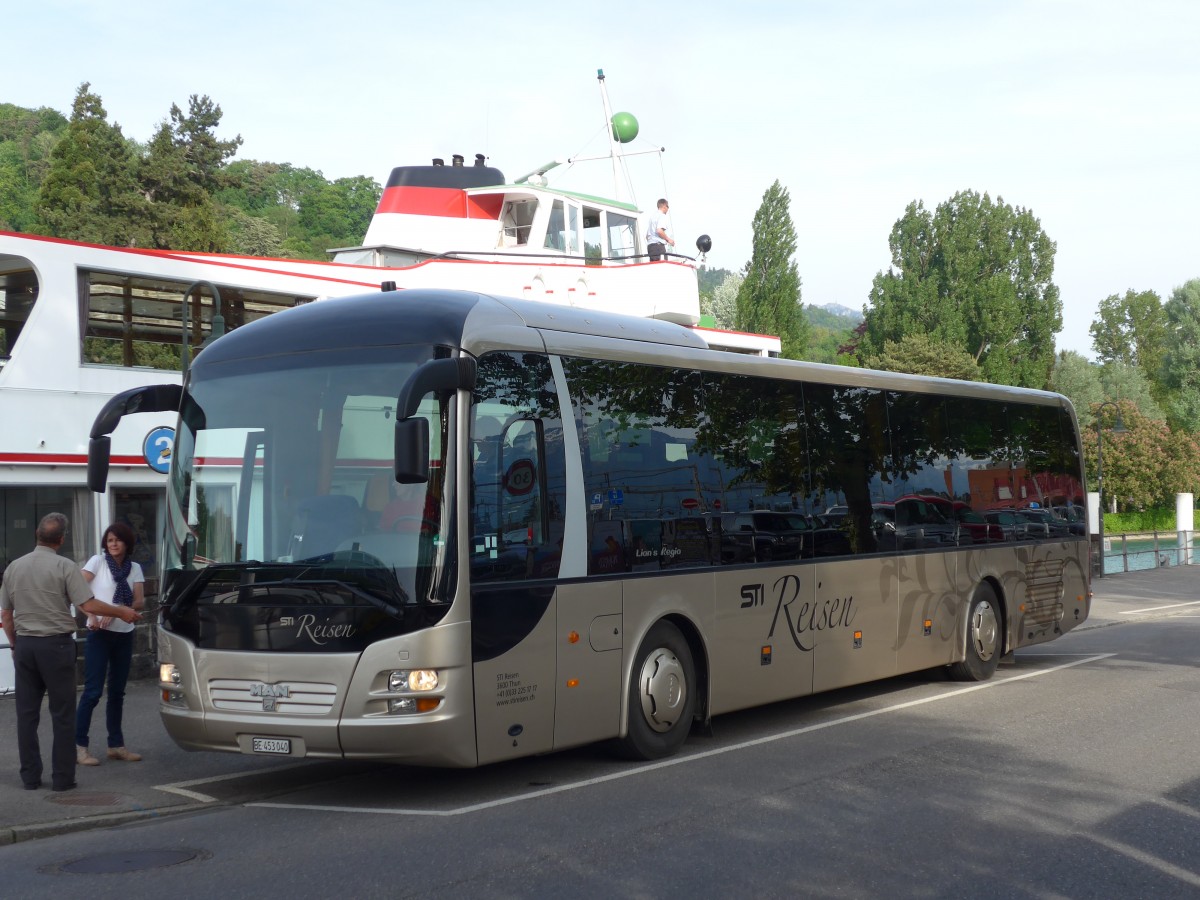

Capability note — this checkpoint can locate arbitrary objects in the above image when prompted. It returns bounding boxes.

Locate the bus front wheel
[948,584,1002,682]
[617,621,696,760]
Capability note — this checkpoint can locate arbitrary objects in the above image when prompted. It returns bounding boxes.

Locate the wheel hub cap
[638,649,686,733]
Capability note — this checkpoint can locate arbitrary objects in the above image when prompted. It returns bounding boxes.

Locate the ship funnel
[452,154,464,166]
[432,158,444,166]
[474,154,486,166]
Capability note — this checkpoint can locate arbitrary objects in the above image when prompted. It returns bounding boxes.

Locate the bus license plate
[252,737,291,755]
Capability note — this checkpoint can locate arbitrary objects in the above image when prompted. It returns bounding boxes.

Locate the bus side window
[469,352,566,583]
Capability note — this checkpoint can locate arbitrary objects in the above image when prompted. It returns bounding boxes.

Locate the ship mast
[596,69,631,205]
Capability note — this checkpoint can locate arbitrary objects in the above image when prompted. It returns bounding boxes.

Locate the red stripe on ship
[375,186,503,219]
[0,453,144,466]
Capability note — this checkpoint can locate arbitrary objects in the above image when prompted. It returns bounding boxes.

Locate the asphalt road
[1,567,1198,898]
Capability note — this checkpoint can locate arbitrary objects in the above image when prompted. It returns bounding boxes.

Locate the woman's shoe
[77,746,100,766]
[107,747,142,762]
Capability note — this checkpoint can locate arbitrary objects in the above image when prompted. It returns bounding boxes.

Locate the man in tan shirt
[1,513,140,791]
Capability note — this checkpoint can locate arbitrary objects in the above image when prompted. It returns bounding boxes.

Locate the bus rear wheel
[617,621,696,760]
[948,584,1002,682]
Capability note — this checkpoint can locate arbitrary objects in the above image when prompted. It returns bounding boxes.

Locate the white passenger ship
[0,73,777,689]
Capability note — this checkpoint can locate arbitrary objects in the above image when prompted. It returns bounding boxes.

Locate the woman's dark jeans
[75,628,135,749]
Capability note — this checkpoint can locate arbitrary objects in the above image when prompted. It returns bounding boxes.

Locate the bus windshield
[163,346,454,622]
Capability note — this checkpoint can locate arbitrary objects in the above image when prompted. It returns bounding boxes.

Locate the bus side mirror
[392,356,476,484]
[394,417,430,484]
[87,437,112,493]
[86,383,183,494]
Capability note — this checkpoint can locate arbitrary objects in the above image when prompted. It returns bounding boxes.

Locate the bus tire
[617,621,696,760]
[948,583,1002,682]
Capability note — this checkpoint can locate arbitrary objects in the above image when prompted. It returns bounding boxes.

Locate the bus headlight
[159,663,186,706]
[388,669,439,692]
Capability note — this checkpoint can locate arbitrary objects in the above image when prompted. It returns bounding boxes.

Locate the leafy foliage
[1160,278,1200,432]
[1103,508,1184,535]
[1049,351,1103,431]
[139,94,243,251]
[1099,361,1165,421]
[1084,399,1200,512]
[735,180,808,359]
[861,333,981,380]
[36,83,146,246]
[4,86,380,261]
[1089,289,1167,394]
[700,272,740,330]
[862,190,1062,388]
[0,103,66,231]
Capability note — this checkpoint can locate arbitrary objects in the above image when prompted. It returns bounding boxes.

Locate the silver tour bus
[88,288,1090,766]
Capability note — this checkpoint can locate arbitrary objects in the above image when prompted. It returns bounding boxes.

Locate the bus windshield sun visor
[87,383,184,493]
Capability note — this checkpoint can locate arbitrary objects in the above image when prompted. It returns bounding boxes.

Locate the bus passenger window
[469,352,566,583]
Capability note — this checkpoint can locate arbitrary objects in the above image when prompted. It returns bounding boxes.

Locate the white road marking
[155,761,313,803]
[1117,599,1200,615]
[246,653,1115,818]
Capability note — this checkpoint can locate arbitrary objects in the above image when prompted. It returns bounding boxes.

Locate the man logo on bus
[763,575,856,652]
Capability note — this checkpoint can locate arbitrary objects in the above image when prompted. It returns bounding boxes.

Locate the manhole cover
[58,849,206,874]
[46,791,125,807]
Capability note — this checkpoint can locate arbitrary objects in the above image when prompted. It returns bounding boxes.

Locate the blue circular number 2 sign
[143,426,175,474]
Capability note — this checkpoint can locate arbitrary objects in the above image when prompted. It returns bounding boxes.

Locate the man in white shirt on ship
[646,198,675,261]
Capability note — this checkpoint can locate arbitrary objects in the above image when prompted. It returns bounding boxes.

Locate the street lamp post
[180,280,225,378]
[1095,400,1127,578]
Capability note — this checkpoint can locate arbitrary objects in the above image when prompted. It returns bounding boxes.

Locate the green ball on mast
[610,111,639,144]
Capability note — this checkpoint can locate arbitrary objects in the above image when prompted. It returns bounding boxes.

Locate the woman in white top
[74,523,145,765]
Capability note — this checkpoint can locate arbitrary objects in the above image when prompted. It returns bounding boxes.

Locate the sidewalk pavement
[2,564,1197,844]
[0,677,295,845]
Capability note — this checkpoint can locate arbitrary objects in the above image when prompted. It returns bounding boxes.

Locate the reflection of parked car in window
[1018,507,1072,537]
[890,495,962,548]
[721,512,805,562]
[951,502,1006,543]
[1050,505,1087,536]
[821,505,849,528]
[984,509,1028,540]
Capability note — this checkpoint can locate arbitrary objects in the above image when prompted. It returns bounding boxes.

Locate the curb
[1,801,212,847]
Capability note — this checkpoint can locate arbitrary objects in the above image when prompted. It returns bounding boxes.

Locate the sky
[6,0,1198,357]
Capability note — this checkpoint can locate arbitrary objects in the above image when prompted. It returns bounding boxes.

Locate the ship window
[544,201,566,252]
[500,199,534,247]
[0,486,96,584]
[80,270,315,370]
[583,206,603,265]
[607,212,637,260]
[0,267,38,362]
[568,204,581,255]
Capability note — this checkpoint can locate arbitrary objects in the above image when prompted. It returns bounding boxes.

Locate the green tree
[862,190,1062,388]
[219,161,358,259]
[35,83,146,245]
[295,174,381,253]
[696,266,731,313]
[1099,361,1165,421]
[140,94,242,250]
[701,272,740,330]
[1160,278,1200,432]
[226,208,286,257]
[861,333,981,380]
[1049,351,1103,431]
[1089,289,1166,378]
[804,304,861,365]
[0,103,67,231]
[1086,400,1195,512]
[735,180,807,358]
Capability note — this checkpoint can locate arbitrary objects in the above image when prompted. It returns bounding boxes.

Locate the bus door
[468,353,568,764]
